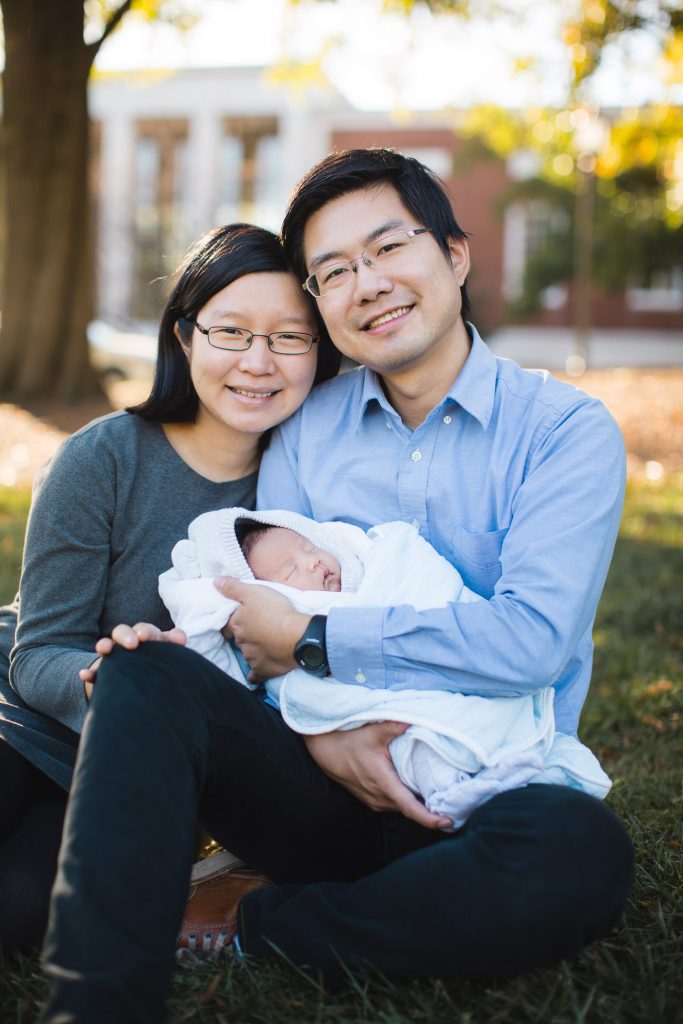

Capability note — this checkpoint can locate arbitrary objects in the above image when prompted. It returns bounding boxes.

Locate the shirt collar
[445,325,496,431]
[353,368,395,433]
[354,323,497,433]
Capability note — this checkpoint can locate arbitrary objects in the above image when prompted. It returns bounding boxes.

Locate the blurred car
[88,320,157,384]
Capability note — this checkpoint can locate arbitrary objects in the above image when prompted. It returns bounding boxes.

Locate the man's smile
[362,305,414,332]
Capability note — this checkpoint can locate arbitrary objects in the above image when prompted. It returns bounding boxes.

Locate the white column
[97,112,135,323]
[186,110,223,238]
[279,107,331,208]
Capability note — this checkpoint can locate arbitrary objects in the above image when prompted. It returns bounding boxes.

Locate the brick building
[89,65,682,350]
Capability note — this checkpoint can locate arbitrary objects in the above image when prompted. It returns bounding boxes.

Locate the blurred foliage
[461,104,683,226]
[491,168,683,316]
[458,95,683,313]
[84,0,197,31]
[83,0,198,54]
[267,37,339,95]
[563,0,683,92]
[380,0,470,13]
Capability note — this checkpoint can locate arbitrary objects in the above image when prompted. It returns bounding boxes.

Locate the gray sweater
[3,411,256,785]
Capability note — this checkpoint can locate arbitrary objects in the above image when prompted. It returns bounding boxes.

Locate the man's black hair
[281,148,470,319]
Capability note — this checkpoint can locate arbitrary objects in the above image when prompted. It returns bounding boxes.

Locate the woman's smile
[226,385,280,401]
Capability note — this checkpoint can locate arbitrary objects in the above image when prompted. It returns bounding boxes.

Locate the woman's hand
[79,622,186,700]
[94,622,187,657]
[79,657,103,702]
[303,722,452,830]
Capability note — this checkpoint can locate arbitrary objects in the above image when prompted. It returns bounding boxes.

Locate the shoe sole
[189,849,244,883]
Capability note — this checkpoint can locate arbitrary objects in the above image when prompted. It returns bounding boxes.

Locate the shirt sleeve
[10,434,117,733]
[326,399,626,698]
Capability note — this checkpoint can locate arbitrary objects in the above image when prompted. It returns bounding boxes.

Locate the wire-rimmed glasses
[184,321,318,355]
[303,227,431,298]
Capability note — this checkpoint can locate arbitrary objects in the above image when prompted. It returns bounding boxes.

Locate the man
[40,149,633,1023]
[226,147,631,825]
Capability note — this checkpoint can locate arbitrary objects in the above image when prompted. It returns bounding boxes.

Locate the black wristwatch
[293,615,329,677]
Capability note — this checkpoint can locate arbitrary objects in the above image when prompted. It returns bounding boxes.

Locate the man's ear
[448,238,470,286]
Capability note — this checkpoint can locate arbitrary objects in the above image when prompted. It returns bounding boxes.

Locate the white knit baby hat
[171,507,364,592]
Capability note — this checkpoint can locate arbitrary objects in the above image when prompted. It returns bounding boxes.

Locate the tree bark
[0,0,102,401]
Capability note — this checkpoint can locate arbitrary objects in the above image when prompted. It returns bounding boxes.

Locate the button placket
[397,424,435,540]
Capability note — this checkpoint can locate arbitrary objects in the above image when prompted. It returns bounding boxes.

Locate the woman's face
[180,271,319,437]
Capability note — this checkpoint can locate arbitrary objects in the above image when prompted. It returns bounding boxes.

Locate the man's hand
[304,723,452,830]
[214,577,310,682]
[79,622,186,700]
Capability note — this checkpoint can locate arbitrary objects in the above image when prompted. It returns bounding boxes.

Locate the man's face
[302,185,470,379]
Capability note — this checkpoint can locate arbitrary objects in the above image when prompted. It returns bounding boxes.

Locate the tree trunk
[0,0,103,401]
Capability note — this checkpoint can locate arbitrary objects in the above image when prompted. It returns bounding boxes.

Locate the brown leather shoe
[176,850,272,962]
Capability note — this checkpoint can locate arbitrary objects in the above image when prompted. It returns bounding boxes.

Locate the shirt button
[355,670,367,683]
[411,450,422,462]
[443,415,452,424]
[385,420,392,429]
[411,519,420,530]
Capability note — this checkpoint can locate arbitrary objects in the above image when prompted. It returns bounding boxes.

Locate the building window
[217,117,280,229]
[131,119,189,321]
[401,147,453,180]
[502,199,570,310]
[627,268,683,312]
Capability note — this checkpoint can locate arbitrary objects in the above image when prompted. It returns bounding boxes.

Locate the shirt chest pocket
[451,523,508,597]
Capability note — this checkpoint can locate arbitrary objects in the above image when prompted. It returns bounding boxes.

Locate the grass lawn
[0,474,681,1023]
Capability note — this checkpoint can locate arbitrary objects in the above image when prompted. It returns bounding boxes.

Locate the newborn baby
[241,524,342,593]
[159,507,612,829]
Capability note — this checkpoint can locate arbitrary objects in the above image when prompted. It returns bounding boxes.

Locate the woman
[0,223,338,953]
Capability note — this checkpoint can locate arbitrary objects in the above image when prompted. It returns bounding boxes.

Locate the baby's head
[239,523,342,592]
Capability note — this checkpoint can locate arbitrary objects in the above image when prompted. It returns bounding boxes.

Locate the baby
[240,524,342,593]
[159,507,612,829]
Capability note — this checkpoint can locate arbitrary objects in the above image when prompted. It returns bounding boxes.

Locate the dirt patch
[558,368,683,478]
[0,381,150,487]
[0,370,681,488]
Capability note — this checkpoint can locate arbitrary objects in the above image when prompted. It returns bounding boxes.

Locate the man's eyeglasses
[303,227,431,298]
[183,321,318,355]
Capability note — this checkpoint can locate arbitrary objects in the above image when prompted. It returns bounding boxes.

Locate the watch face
[294,615,328,676]
[300,645,325,670]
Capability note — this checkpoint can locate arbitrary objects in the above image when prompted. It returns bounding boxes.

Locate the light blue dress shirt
[257,327,625,736]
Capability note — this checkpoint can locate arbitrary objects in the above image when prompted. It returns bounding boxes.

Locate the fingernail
[213,576,229,589]
[437,817,452,829]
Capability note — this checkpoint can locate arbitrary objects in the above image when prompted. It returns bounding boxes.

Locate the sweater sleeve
[10,431,117,733]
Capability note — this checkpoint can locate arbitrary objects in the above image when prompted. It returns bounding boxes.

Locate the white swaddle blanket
[160,510,611,828]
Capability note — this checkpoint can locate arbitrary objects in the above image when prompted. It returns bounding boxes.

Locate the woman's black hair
[130,223,340,423]
[281,148,471,320]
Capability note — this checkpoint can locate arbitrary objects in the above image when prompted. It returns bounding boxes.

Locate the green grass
[0,486,31,604]
[1,477,681,1023]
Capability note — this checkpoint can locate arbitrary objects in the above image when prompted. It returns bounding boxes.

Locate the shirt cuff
[326,606,386,688]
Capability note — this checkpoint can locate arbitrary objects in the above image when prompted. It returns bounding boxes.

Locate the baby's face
[248,527,342,592]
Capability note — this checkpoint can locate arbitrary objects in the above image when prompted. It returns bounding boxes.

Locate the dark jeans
[41,643,634,1024]
[0,740,67,952]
